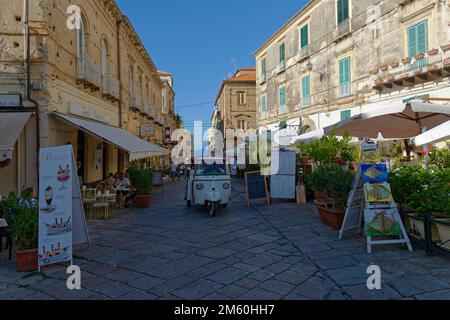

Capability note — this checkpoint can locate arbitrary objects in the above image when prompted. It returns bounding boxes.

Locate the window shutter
[337,0,349,23]
[302,76,310,97]
[408,26,417,57]
[339,58,350,84]
[279,43,286,63]
[279,87,286,107]
[416,21,428,54]
[262,95,267,113]
[301,25,309,48]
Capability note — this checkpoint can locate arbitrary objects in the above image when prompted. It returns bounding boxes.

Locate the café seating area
[81,185,127,221]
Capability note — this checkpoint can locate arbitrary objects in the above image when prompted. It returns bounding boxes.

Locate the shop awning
[54,113,170,160]
[0,112,33,160]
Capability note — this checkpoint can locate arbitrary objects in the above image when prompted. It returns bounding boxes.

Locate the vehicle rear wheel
[187,200,192,208]
[210,202,218,217]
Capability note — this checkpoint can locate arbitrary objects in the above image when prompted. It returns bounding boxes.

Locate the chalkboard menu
[245,171,270,207]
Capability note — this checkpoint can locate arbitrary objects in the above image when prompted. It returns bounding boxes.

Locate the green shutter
[262,59,266,77]
[408,20,428,57]
[337,0,349,23]
[341,110,351,121]
[279,43,286,63]
[339,58,350,84]
[302,76,310,97]
[279,87,286,113]
[262,95,267,113]
[300,25,309,48]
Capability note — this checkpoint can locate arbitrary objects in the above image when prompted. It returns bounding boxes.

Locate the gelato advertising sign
[38,146,74,268]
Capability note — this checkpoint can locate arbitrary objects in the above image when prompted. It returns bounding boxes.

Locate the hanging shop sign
[273,128,297,147]
[38,145,90,269]
[0,94,22,109]
[140,123,155,137]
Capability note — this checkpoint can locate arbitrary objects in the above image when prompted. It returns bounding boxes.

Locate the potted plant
[307,163,354,230]
[8,194,39,272]
[128,164,153,208]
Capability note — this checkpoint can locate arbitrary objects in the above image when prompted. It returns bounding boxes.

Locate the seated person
[104,173,116,192]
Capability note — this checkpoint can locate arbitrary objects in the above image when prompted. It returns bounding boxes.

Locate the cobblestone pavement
[1,180,450,300]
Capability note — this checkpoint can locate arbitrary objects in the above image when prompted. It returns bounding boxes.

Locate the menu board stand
[244,171,270,208]
[38,146,90,272]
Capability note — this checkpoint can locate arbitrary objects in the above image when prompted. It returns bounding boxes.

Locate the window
[261,95,267,115]
[101,38,109,85]
[339,57,351,97]
[337,0,349,24]
[301,75,311,107]
[261,58,267,82]
[138,75,143,107]
[76,17,86,75]
[408,20,428,69]
[237,91,246,105]
[238,120,247,131]
[279,86,286,114]
[279,43,286,69]
[300,24,309,49]
[279,121,288,130]
[341,110,351,121]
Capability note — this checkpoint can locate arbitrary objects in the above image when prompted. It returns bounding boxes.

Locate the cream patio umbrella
[413,120,450,146]
[324,100,450,139]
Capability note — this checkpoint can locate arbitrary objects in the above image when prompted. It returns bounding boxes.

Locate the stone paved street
[1,180,450,300]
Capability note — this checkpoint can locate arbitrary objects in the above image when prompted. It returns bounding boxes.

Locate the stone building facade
[213,67,257,145]
[0,0,172,195]
[254,0,450,136]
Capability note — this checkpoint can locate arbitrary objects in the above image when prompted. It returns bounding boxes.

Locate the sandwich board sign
[244,171,270,207]
[38,145,89,269]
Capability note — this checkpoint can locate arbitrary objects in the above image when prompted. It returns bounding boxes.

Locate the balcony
[129,97,142,112]
[335,18,351,42]
[372,46,450,91]
[76,56,101,90]
[297,45,310,62]
[301,96,311,108]
[339,82,352,98]
[276,61,286,74]
[101,74,120,101]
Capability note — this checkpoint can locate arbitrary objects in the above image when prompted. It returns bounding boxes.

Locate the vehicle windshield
[195,163,228,176]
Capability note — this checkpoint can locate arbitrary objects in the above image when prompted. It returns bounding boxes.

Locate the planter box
[316,205,345,230]
[435,220,450,251]
[406,216,440,242]
[16,249,38,272]
[136,195,151,208]
[428,49,439,56]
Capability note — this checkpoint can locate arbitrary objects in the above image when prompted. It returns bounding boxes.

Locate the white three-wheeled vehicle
[186,161,232,217]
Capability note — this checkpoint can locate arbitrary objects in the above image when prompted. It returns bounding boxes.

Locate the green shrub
[307,163,354,205]
[429,149,450,170]
[128,164,153,196]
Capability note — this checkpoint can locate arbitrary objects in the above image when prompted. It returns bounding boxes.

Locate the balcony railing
[301,96,311,108]
[339,82,351,98]
[297,45,309,61]
[130,97,142,111]
[409,57,429,72]
[76,56,101,89]
[276,61,286,74]
[337,18,350,38]
[101,74,120,100]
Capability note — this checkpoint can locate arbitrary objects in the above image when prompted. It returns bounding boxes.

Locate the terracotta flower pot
[390,62,399,69]
[444,58,450,66]
[136,195,151,208]
[387,74,395,82]
[375,78,384,86]
[428,49,439,56]
[415,53,425,60]
[441,44,450,52]
[316,205,346,230]
[402,57,411,65]
[313,190,327,200]
[16,249,38,273]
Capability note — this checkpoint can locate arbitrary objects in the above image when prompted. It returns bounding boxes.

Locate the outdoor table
[115,188,130,209]
[0,228,12,260]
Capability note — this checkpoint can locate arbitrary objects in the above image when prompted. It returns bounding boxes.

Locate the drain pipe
[24,0,40,184]
[116,18,123,128]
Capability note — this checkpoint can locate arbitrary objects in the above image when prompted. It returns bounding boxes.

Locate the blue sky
[116,0,306,132]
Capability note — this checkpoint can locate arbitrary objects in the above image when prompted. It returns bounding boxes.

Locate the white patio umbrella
[291,129,324,145]
[324,100,450,139]
[413,120,450,146]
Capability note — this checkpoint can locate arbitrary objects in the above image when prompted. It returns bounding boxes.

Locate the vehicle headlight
[196,183,204,190]
[223,183,230,190]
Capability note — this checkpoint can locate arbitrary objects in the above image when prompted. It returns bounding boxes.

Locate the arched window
[77,17,86,76]
[101,38,109,86]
